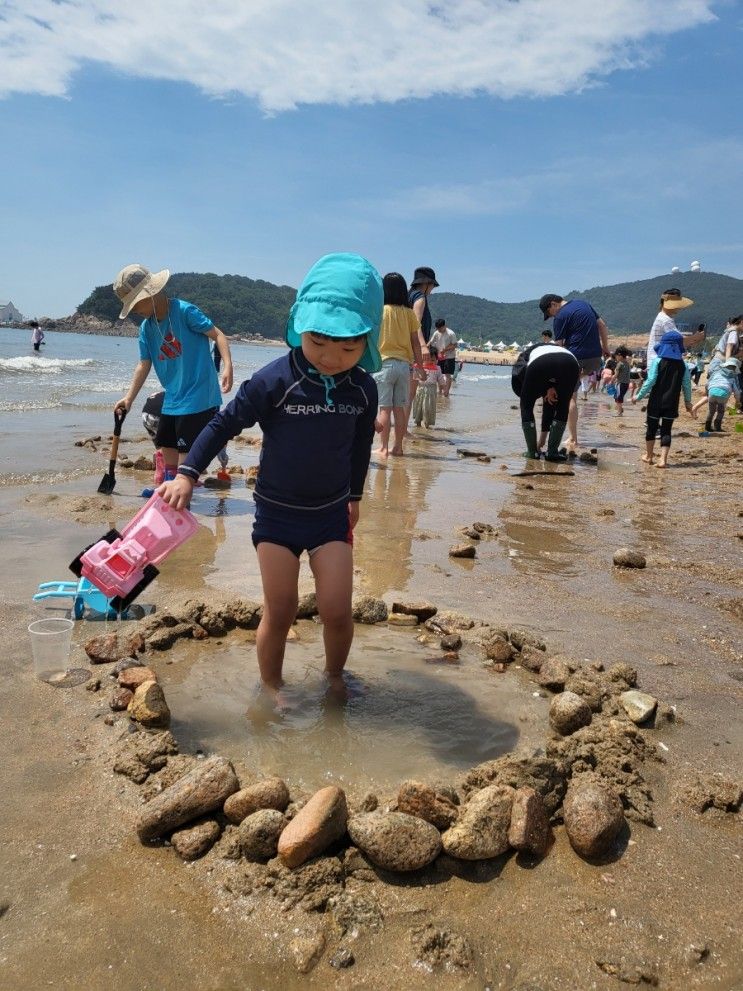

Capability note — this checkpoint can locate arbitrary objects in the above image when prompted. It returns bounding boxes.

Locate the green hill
[77,269,742,344]
[430,271,743,343]
[77,272,296,338]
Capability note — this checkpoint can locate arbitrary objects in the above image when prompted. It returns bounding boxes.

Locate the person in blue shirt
[113,264,233,482]
[159,253,381,701]
[539,293,610,453]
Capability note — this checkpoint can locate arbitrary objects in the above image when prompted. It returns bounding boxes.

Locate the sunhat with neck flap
[285,253,383,373]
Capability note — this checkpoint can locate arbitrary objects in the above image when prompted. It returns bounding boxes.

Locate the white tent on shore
[483,340,494,351]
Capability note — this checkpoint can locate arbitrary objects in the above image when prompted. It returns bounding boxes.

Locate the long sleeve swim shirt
[179,349,378,509]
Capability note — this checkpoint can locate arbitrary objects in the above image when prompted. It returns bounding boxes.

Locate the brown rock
[170,818,221,860]
[290,933,326,974]
[109,687,134,711]
[449,543,476,559]
[441,785,514,860]
[239,809,288,860]
[118,665,158,690]
[223,777,291,824]
[519,645,544,672]
[347,812,441,871]
[563,782,625,858]
[485,636,514,663]
[132,454,155,471]
[295,592,318,619]
[460,526,481,540]
[136,756,240,841]
[246,465,259,486]
[613,548,646,569]
[392,601,438,622]
[277,786,348,868]
[508,786,552,855]
[146,623,194,651]
[127,681,171,729]
[509,629,546,652]
[397,781,458,830]
[549,691,593,736]
[537,657,571,692]
[112,730,178,784]
[84,631,144,664]
[461,751,567,819]
[351,596,388,624]
[440,633,462,651]
[387,613,418,627]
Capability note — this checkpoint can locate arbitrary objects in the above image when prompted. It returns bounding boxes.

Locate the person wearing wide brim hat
[633,327,695,468]
[646,287,705,365]
[112,263,234,489]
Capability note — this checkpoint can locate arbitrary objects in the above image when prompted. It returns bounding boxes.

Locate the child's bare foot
[390,447,404,456]
[654,460,668,469]
[641,454,653,464]
[373,447,389,458]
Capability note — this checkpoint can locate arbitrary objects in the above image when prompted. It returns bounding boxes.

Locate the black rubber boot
[705,417,713,432]
[521,422,539,459]
[545,420,569,462]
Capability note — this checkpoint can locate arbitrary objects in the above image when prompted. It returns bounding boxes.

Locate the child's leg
[712,399,725,430]
[391,405,406,455]
[375,407,392,456]
[310,541,354,680]
[643,416,658,463]
[691,395,708,416]
[656,417,673,467]
[255,543,301,689]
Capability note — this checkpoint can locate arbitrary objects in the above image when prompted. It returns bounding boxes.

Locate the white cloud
[0,1,717,110]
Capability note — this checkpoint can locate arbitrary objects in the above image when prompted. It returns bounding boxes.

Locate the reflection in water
[168,624,528,792]
[499,475,587,577]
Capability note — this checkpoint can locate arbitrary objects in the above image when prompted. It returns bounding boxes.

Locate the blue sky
[1,1,741,318]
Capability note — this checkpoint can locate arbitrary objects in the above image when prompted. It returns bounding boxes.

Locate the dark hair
[729,315,743,326]
[428,346,438,359]
[383,272,411,307]
[434,318,446,329]
[542,329,553,338]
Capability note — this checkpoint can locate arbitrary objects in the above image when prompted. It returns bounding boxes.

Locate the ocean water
[0,328,515,484]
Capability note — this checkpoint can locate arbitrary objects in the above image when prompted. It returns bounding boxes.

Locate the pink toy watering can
[70,494,198,612]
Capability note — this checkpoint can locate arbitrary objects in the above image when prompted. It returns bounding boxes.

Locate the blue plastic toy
[33,577,120,620]
[606,383,618,398]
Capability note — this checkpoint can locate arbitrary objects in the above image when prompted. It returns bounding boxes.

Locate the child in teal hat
[159,253,382,700]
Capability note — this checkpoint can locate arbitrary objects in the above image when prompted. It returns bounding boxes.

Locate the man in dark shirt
[539,293,610,452]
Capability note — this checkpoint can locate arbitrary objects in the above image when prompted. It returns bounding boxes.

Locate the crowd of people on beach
[107,258,740,698]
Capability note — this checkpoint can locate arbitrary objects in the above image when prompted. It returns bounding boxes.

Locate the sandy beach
[0,329,741,990]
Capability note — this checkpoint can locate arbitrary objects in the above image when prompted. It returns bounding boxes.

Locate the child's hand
[690,406,698,420]
[373,418,383,434]
[349,501,360,529]
[157,474,194,510]
[544,386,558,406]
[630,396,637,405]
[685,402,694,416]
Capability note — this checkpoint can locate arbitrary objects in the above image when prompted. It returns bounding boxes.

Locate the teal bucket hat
[285,253,383,373]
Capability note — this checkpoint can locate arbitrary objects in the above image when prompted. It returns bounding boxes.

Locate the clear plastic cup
[28,618,74,683]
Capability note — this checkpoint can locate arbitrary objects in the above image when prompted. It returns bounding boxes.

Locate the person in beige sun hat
[114,264,170,319]
[113,263,233,488]
[646,287,705,365]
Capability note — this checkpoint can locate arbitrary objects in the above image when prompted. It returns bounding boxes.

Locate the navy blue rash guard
[178,349,378,510]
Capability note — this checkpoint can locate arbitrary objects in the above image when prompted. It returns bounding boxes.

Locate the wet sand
[0,384,741,990]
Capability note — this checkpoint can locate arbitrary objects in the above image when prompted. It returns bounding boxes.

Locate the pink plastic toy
[70,494,198,611]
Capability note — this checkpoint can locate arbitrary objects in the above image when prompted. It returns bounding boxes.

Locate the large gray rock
[549,691,593,736]
[348,812,441,872]
[239,809,288,861]
[223,777,290,824]
[391,601,438,622]
[277,786,348,868]
[441,785,514,860]
[508,787,552,855]
[563,782,625,858]
[136,756,240,841]
[619,690,657,724]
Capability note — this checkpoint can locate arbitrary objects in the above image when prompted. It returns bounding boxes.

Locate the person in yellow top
[373,272,425,460]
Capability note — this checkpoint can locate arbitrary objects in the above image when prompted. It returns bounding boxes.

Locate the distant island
[17,269,743,345]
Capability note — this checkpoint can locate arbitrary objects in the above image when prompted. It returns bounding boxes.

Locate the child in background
[691,358,741,431]
[633,329,693,468]
[158,253,381,699]
[412,347,443,426]
[611,348,631,416]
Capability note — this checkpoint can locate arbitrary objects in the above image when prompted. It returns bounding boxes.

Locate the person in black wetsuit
[511,343,580,461]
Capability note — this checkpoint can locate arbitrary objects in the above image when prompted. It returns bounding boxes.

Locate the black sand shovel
[98,409,126,494]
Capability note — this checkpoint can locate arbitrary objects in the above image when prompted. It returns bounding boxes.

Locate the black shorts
[616,382,629,402]
[252,497,353,558]
[154,407,218,453]
[438,358,456,375]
